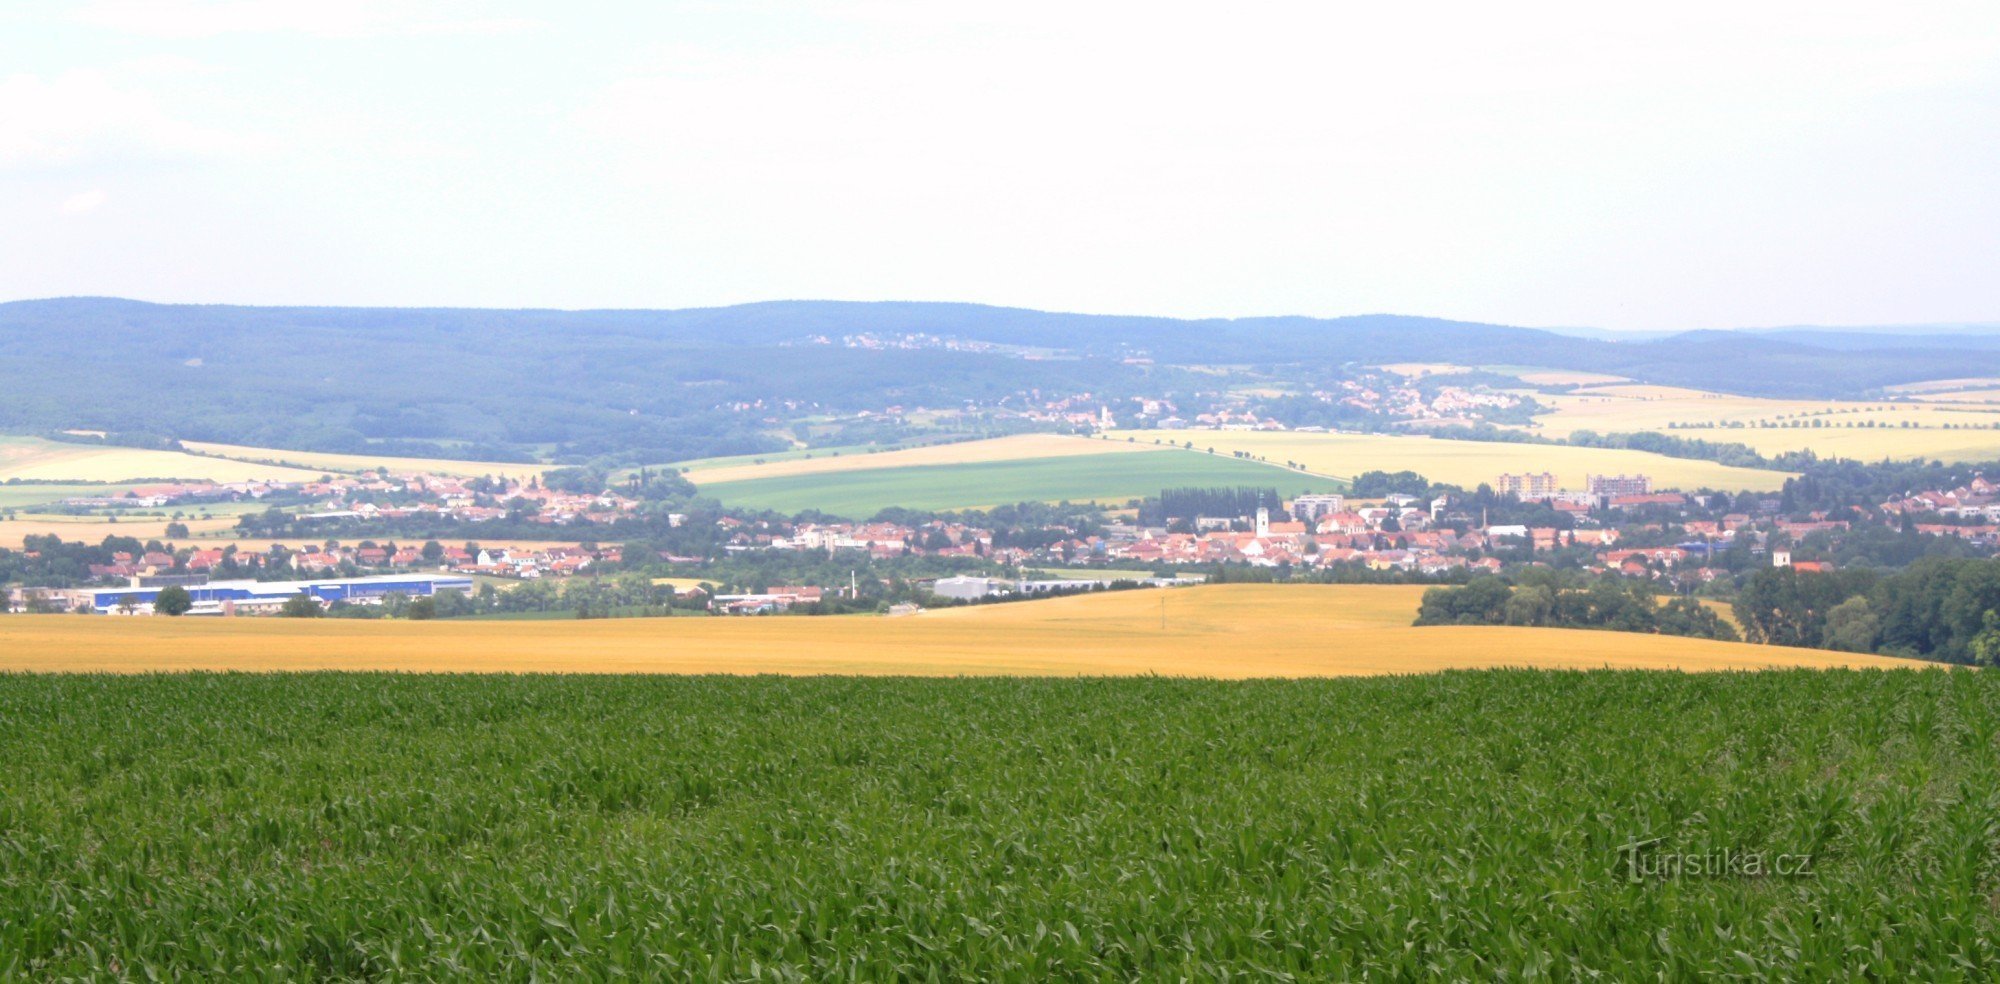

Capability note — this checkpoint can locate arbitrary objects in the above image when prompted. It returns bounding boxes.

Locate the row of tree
[1415,574,1739,641]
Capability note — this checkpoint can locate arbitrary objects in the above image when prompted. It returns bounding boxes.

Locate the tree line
[1138,487,1283,525]
[1732,559,2000,664]
[1415,574,1739,641]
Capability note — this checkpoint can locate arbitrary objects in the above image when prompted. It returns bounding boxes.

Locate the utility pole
[1160,593,1167,631]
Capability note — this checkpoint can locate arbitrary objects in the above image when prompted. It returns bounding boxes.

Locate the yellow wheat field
[1526,387,2000,460]
[0,437,325,484]
[0,584,1922,676]
[682,433,1153,484]
[0,516,240,549]
[1117,429,1790,490]
[180,442,550,480]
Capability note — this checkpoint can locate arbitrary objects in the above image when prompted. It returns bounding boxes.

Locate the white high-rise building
[1289,493,1345,519]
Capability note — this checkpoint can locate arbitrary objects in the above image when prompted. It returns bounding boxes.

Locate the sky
[3,1,1998,331]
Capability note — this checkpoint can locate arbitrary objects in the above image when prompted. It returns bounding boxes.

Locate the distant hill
[6,297,2000,462]
[1740,326,2000,352]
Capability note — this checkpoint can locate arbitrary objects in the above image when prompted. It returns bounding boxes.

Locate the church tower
[1255,506,1269,537]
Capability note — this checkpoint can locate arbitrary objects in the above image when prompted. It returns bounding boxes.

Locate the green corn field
[3,670,1997,979]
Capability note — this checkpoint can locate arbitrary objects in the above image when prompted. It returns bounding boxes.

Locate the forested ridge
[6,297,1999,463]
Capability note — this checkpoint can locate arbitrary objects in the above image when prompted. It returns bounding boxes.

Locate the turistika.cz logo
[1616,837,1815,883]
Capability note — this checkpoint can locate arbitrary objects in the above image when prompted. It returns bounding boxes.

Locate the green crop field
[0,482,139,510]
[696,449,1337,516]
[4,671,1997,978]
[696,450,1336,520]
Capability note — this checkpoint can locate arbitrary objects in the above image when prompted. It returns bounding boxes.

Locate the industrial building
[88,574,475,616]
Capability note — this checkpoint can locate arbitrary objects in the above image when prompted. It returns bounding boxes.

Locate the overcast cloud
[3,1,1997,330]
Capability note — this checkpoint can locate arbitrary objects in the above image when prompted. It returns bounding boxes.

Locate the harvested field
[1116,430,1789,490]
[0,436,323,484]
[0,516,239,549]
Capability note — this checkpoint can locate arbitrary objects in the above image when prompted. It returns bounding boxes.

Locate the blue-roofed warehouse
[91,574,475,616]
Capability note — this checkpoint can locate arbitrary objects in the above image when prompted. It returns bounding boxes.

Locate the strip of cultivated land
[0,584,1918,675]
[679,433,1154,483]
[1,670,1992,977]
[0,436,325,483]
[1525,385,2000,460]
[1116,430,1791,490]
[692,449,1335,515]
[179,441,550,480]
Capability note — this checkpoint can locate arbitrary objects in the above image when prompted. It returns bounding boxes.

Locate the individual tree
[1823,596,1880,652]
[280,592,323,618]
[1969,611,2000,666]
[153,585,193,616]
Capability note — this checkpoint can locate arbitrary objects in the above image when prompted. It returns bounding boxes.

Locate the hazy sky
[4,1,1998,330]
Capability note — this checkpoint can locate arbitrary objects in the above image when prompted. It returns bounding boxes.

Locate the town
[12,453,1988,618]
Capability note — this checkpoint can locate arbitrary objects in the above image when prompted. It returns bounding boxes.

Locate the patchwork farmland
[1524,383,2000,461]
[689,443,1338,516]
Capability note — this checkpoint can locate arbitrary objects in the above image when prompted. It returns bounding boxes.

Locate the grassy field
[695,448,1336,516]
[647,438,993,477]
[2,669,1995,977]
[0,584,1915,675]
[0,482,141,510]
[681,433,1153,484]
[0,436,325,484]
[180,441,549,480]
[1117,430,1790,491]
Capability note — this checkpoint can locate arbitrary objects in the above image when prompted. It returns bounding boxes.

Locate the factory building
[89,574,475,616]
